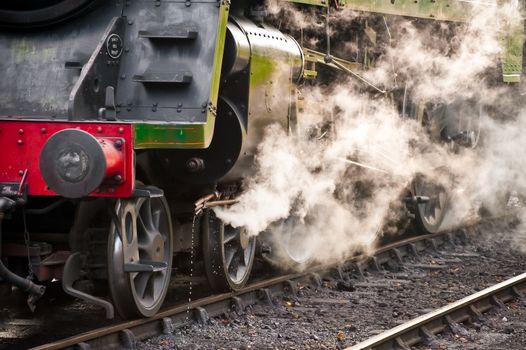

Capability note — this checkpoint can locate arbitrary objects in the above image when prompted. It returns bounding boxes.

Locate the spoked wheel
[108,194,173,319]
[267,217,313,268]
[411,175,448,234]
[442,99,483,149]
[202,209,256,292]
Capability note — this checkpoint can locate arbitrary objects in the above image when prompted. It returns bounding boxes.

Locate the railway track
[346,271,526,350]
[28,229,470,350]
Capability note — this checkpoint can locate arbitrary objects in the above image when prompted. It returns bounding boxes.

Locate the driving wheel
[411,174,448,234]
[107,194,173,318]
[202,209,256,292]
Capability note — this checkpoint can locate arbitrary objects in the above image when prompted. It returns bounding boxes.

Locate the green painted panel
[345,0,475,22]
[284,0,495,22]
[134,122,208,149]
[501,19,524,83]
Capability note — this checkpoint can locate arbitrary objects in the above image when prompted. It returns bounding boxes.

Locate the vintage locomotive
[0,0,522,319]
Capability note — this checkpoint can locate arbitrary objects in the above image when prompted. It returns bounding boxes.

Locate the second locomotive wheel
[107,195,173,319]
[202,209,256,292]
[268,217,313,267]
[411,175,448,234]
[442,99,483,149]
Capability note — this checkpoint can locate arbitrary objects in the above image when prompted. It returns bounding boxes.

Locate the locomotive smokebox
[40,129,124,198]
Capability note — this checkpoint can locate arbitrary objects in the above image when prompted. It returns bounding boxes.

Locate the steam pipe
[203,199,240,208]
[0,199,46,300]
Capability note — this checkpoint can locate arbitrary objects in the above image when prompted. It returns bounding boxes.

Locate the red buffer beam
[0,120,134,198]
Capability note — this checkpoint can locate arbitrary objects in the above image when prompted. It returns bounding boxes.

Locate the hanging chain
[22,208,35,281]
[186,213,197,322]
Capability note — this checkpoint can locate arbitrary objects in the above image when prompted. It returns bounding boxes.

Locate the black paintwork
[0,0,220,125]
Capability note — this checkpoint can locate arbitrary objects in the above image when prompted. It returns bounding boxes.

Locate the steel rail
[346,272,526,350]
[29,229,469,350]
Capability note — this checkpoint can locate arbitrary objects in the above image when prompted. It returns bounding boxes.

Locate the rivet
[114,174,123,182]
[114,139,123,148]
[17,139,23,145]
[18,170,24,176]
[40,128,46,134]
[118,127,124,134]
[128,19,134,25]
[97,127,103,133]
[18,129,24,135]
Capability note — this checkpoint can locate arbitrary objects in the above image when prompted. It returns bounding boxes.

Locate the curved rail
[346,272,526,350]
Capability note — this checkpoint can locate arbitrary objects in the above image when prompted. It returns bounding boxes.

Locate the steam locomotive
[0,0,521,319]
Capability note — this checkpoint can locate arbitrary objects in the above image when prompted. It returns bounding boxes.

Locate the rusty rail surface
[346,272,526,350]
[30,229,471,350]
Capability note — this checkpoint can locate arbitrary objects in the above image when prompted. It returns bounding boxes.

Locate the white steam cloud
[214,2,526,269]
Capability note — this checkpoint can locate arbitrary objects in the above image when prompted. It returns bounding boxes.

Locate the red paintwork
[100,138,126,181]
[0,120,135,198]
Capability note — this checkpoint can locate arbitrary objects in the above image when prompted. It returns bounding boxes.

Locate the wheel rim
[108,196,173,318]
[444,100,483,149]
[202,210,256,292]
[274,219,312,265]
[413,175,447,232]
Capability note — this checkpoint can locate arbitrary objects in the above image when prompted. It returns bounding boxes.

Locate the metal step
[133,71,193,85]
[139,28,198,40]
[124,260,168,273]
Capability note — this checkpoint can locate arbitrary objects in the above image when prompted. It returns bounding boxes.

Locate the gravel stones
[138,229,526,349]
